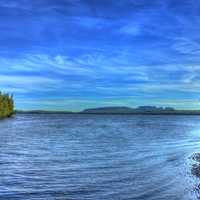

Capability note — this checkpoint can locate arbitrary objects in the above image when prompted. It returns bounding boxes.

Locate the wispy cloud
[1,0,200,110]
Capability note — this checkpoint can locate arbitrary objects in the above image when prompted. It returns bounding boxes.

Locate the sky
[1,0,200,111]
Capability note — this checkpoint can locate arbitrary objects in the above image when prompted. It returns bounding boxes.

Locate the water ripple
[0,114,200,199]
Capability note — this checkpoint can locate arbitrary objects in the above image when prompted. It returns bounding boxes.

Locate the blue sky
[1,0,200,111]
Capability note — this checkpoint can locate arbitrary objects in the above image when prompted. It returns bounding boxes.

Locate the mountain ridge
[16,105,200,115]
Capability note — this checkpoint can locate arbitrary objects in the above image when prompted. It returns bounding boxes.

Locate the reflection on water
[1,114,200,199]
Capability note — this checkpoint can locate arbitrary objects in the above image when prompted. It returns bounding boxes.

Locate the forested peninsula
[0,92,14,119]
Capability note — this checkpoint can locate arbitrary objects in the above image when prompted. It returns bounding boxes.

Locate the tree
[0,92,14,119]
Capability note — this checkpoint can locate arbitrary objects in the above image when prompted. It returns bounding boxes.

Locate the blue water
[1,114,200,200]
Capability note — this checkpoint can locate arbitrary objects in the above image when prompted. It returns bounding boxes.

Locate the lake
[1,114,200,200]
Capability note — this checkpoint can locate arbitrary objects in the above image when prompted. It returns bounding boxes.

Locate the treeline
[0,92,14,119]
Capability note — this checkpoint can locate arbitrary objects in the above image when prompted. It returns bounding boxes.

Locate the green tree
[0,92,14,119]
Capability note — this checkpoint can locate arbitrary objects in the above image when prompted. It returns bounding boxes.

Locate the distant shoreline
[16,110,200,115]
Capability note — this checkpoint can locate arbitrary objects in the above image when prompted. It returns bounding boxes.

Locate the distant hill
[82,106,175,114]
[16,106,200,115]
[82,106,135,114]
[135,106,175,112]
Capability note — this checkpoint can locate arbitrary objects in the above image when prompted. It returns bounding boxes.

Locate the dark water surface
[1,114,200,200]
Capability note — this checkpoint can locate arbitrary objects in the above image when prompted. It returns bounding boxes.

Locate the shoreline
[16,111,200,116]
